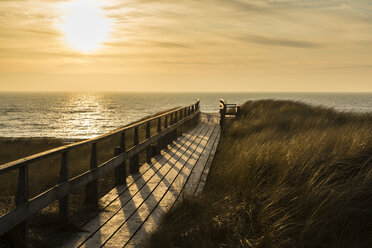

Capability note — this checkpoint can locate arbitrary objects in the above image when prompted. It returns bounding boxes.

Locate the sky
[0,0,371,92]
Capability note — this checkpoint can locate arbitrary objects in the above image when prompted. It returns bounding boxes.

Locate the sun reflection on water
[62,94,104,139]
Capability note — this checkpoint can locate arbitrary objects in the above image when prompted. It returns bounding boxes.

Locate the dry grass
[147,100,372,248]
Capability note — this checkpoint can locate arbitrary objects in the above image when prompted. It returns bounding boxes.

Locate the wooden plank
[126,115,219,247]
[62,123,207,248]
[103,121,214,247]
[195,131,220,196]
[182,122,219,196]
[68,124,205,232]
[85,122,206,219]
[80,124,211,248]
[93,123,204,216]
[110,119,215,247]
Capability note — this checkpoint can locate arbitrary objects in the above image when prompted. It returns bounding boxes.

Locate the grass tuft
[147,100,372,248]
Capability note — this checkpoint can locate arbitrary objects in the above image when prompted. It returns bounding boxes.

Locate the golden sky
[0,0,371,92]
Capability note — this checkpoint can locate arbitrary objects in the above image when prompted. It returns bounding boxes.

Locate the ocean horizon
[1,92,371,140]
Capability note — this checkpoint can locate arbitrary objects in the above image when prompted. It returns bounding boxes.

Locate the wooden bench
[219,99,240,126]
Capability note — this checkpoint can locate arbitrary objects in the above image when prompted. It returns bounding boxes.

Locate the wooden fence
[0,100,200,241]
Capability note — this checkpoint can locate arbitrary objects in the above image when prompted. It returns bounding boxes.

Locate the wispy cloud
[235,34,322,48]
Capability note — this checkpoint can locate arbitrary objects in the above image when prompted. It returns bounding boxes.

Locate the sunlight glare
[59,0,111,53]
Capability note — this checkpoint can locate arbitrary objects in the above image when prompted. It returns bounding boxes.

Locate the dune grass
[147,100,372,248]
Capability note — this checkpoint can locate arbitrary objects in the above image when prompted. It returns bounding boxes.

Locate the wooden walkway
[63,113,220,248]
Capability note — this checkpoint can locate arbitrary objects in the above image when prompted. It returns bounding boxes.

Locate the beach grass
[147,100,372,248]
[0,107,197,247]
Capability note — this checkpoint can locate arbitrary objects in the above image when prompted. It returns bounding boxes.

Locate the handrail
[0,100,199,174]
[0,99,200,240]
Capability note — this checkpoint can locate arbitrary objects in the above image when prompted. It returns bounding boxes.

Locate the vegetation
[148,100,372,248]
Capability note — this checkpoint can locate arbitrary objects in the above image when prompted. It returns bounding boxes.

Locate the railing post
[16,165,29,243]
[130,126,139,173]
[173,111,178,140]
[115,131,126,185]
[179,109,184,134]
[220,100,226,127]
[85,142,98,205]
[59,151,69,218]
[169,113,174,142]
[236,105,241,118]
[164,115,168,148]
[156,117,162,153]
[146,122,151,163]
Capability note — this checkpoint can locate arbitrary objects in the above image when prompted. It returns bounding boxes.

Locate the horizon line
[1,90,372,94]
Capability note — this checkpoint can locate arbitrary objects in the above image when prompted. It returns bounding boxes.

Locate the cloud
[149,41,193,48]
[319,64,372,70]
[235,34,323,48]
[19,28,59,37]
[105,40,193,49]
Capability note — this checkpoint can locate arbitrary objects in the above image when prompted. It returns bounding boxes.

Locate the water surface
[0,92,371,139]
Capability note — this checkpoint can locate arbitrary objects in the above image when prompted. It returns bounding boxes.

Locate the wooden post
[164,115,168,148]
[120,131,127,181]
[130,127,139,173]
[115,131,126,185]
[169,113,174,143]
[16,165,29,243]
[85,142,98,205]
[156,117,162,153]
[220,99,226,127]
[173,111,178,140]
[146,122,151,163]
[179,109,184,134]
[236,105,241,118]
[59,151,69,218]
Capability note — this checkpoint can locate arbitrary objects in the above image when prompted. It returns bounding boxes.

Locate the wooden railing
[219,99,240,127]
[0,100,200,241]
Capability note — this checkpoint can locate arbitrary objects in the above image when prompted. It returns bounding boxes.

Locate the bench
[219,99,240,126]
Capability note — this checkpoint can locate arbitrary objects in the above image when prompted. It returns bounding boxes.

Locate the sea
[0,92,371,140]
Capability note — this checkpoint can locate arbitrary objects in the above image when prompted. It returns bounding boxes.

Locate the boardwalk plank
[126,123,219,247]
[107,122,215,247]
[64,123,207,247]
[61,113,220,248]
[76,121,210,247]
[195,131,220,196]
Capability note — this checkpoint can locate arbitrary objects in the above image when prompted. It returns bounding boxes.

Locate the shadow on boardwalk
[60,114,220,248]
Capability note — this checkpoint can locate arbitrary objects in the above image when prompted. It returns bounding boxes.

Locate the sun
[59,0,111,53]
